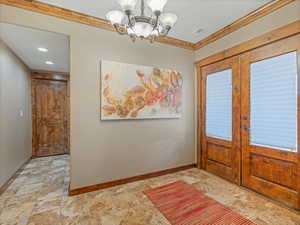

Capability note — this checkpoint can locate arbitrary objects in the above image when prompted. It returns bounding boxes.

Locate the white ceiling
[39,0,273,43]
[0,23,69,72]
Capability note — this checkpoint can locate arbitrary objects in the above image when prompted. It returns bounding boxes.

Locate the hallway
[1,155,300,225]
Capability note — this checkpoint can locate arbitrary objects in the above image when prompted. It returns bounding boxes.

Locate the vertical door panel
[241,34,300,208]
[201,56,241,184]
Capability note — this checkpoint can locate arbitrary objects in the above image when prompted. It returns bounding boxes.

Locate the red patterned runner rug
[144,180,256,225]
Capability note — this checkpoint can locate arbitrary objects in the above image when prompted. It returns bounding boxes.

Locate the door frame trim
[31,71,70,158]
[196,21,300,209]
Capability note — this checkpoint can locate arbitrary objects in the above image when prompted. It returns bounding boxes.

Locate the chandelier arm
[114,24,128,35]
[149,35,156,43]
[160,25,171,36]
[125,10,134,28]
[128,15,133,27]
[153,14,159,30]
[130,34,137,42]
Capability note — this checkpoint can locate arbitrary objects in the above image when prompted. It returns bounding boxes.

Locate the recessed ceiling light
[45,61,54,65]
[38,47,48,52]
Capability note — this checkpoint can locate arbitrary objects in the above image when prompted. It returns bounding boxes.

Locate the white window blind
[206,69,232,140]
[250,52,298,152]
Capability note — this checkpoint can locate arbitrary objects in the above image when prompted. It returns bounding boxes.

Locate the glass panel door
[241,34,300,208]
[201,56,241,184]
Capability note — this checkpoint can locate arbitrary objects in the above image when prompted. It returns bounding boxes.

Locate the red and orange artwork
[101,60,182,120]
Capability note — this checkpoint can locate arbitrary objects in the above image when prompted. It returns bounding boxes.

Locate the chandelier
[106,0,178,42]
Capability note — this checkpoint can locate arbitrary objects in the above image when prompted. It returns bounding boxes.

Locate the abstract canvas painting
[101,60,182,120]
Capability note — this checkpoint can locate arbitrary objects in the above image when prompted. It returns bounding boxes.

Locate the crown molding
[0,0,295,51]
[195,20,300,67]
[0,0,115,30]
[0,0,195,51]
[194,0,295,50]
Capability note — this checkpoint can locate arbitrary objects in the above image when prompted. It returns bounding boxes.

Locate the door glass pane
[206,69,232,140]
[250,52,298,152]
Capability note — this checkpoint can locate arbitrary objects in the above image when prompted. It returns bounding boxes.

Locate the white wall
[195,0,300,61]
[0,5,195,189]
[0,40,32,187]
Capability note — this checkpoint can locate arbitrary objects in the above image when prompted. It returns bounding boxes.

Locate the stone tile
[1,155,300,225]
[60,194,91,221]
[27,209,63,225]
[15,183,44,196]
[0,201,35,225]
[178,175,202,184]
[0,197,7,214]
[32,198,63,214]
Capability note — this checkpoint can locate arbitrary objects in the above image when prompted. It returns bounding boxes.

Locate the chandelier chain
[141,0,145,16]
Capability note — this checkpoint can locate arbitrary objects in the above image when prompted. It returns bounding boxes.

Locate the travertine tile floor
[1,155,300,225]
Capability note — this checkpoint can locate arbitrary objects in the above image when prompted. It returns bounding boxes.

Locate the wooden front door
[200,56,241,184]
[241,35,300,208]
[32,76,69,157]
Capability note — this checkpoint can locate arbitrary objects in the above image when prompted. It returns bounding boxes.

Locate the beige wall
[0,5,195,189]
[0,40,32,187]
[195,0,300,61]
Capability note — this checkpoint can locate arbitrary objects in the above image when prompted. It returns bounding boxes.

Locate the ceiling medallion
[106,0,178,42]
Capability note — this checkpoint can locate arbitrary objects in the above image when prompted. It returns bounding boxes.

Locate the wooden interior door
[241,35,300,208]
[32,77,69,157]
[200,56,241,184]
